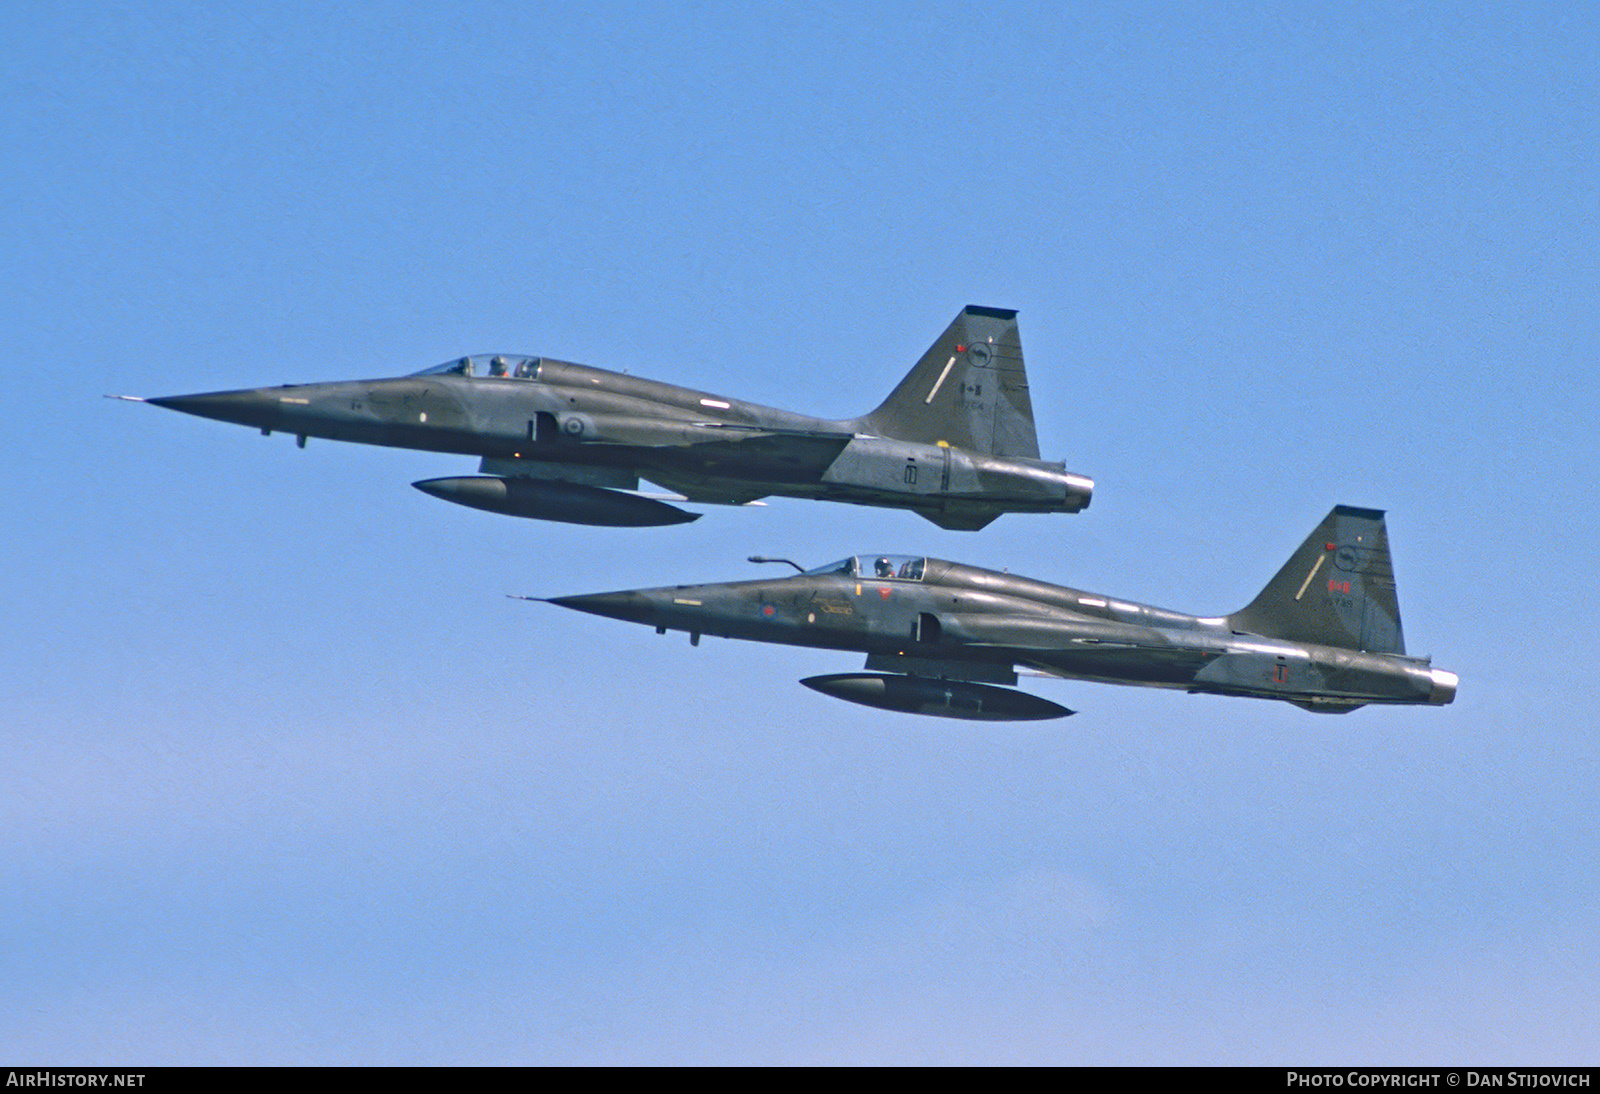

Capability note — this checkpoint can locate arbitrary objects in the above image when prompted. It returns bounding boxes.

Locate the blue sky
[3,0,1596,1064]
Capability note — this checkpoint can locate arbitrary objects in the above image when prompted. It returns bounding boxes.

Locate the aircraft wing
[939,613,1164,652]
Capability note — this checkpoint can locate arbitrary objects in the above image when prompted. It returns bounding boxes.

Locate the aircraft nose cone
[545,590,658,625]
[147,389,281,430]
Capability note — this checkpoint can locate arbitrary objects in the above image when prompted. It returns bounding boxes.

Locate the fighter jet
[540,506,1458,720]
[123,306,1091,530]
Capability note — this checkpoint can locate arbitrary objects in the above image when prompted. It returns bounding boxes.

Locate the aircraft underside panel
[480,457,639,490]
[822,436,972,496]
[644,432,855,489]
[1190,650,1432,704]
[862,652,1017,685]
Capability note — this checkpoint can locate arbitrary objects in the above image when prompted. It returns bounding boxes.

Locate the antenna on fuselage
[748,556,805,573]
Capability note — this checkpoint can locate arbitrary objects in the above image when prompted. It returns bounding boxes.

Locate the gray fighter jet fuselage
[543,506,1458,719]
[129,306,1091,530]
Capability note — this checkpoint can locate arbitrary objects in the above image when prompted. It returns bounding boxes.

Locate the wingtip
[105,394,148,402]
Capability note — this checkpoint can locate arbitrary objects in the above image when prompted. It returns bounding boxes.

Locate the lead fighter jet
[540,506,1458,720]
[125,306,1091,530]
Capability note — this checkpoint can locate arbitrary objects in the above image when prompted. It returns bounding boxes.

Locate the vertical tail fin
[857,306,1042,459]
[1228,506,1407,654]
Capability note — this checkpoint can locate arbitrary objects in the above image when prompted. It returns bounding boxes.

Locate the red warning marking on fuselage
[878,587,892,600]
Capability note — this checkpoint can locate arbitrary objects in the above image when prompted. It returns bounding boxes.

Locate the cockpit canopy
[805,555,927,581]
[412,355,543,380]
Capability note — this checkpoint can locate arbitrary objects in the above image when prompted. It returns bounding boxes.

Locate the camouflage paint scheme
[544,507,1458,720]
[131,307,1091,531]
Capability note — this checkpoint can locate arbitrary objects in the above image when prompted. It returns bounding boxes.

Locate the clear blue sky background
[4,0,1595,1064]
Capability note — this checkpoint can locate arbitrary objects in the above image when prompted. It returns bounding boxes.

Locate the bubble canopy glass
[412,355,542,379]
[803,556,927,581]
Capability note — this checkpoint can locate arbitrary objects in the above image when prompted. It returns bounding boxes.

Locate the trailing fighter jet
[539,506,1458,720]
[121,306,1091,530]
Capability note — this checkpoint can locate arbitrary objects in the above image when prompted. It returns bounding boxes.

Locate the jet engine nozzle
[1426,668,1459,706]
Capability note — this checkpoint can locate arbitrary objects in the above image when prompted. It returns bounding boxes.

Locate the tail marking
[924,357,958,404]
[1229,505,1407,655]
